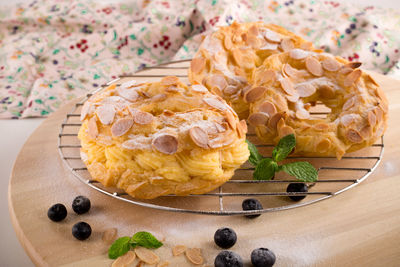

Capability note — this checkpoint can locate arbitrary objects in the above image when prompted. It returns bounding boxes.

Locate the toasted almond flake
[192,84,209,93]
[246,35,261,49]
[366,111,377,127]
[283,64,298,78]
[344,69,362,87]
[232,33,242,43]
[244,86,267,103]
[314,123,330,131]
[319,85,335,99]
[215,122,228,133]
[190,58,206,74]
[161,76,179,86]
[343,97,355,111]
[273,94,287,110]
[236,120,248,138]
[232,49,244,66]
[268,112,285,130]
[118,87,140,102]
[248,112,269,126]
[165,86,180,93]
[133,110,154,125]
[316,139,331,153]
[289,49,308,60]
[259,42,278,51]
[135,247,160,265]
[88,117,98,139]
[264,28,281,43]
[223,85,239,95]
[248,25,259,35]
[280,78,295,95]
[157,261,170,267]
[339,67,353,75]
[300,41,313,50]
[296,109,310,120]
[136,261,144,267]
[280,38,294,52]
[278,124,294,138]
[225,110,237,129]
[344,62,362,69]
[96,104,115,125]
[152,93,168,102]
[366,74,379,86]
[102,228,117,244]
[120,80,137,89]
[207,75,228,90]
[295,83,316,97]
[172,245,187,256]
[322,58,341,72]
[163,110,175,116]
[341,114,355,127]
[305,57,324,76]
[374,106,384,122]
[152,133,178,154]
[360,125,372,138]
[112,251,136,267]
[346,129,363,143]
[258,70,276,84]
[224,35,233,50]
[80,101,91,121]
[259,101,277,116]
[286,93,299,103]
[111,118,133,137]
[203,97,227,111]
[189,126,209,148]
[185,248,204,265]
[376,87,388,102]
[379,101,388,113]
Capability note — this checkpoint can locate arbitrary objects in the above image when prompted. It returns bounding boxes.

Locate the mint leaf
[246,139,263,166]
[108,236,131,259]
[253,158,277,180]
[272,134,296,162]
[131,231,163,249]
[281,162,318,182]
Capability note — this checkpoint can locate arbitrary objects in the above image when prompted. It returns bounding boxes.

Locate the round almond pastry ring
[78,76,249,199]
[188,21,314,119]
[248,50,388,159]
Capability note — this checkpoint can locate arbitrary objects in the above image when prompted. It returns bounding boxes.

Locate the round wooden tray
[8,71,400,266]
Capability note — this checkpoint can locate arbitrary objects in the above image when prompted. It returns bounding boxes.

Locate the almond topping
[259,42,278,51]
[316,139,331,153]
[244,86,267,103]
[300,41,313,50]
[341,114,355,127]
[269,112,285,130]
[152,134,178,155]
[305,57,324,76]
[259,101,277,116]
[248,112,269,126]
[224,85,239,95]
[207,75,228,90]
[314,123,330,131]
[286,93,300,103]
[102,228,117,244]
[157,261,170,267]
[344,69,362,87]
[374,106,383,122]
[172,245,187,256]
[185,248,204,265]
[339,67,353,75]
[360,125,372,138]
[322,58,341,72]
[258,70,276,84]
[80,101,91,121]
[283,64,299,78]
[248,25,259,35]
[161,76,179,86]
[345,62,362,69]
[192,84,209,93]
[296,109,310,120]
[236,120,248,138]
[232,49,243,66]
[134,247,160,265]
[343,97,355,111]
[368,110,377,127]
[117,87,139,102]
[264,28,281,43]
[152,93,168,102]
[280,78,296,95]
[246,35,261,49]
[319,85,335,99]
[120,80,137,89]
[224,35,233,50]
[112,251,136,267]
[111,118,133,137]
[189,126,209,148]
[225,110,237,129]
[203,97,227,111]
[346,129,363,143]
[190,58,206,74]
[96,104,115,125]
[280,38,294,52]
[88,117,98,139]
[133,110,154,125]
[278,125,294,138]
[295,83,316,97]
[289,49,308,60]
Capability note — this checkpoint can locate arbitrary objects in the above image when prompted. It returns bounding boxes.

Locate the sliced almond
[360,125,372,138]
[112,251,136,267]
[80,101,91,121]
[102,228,117,244]
[264,28,281,43]
[224,35,233,50]
[161,76,179,86]
[172,245,187,256]
[273,94,287,111]
[96,104,115,125]
[207,75,228,90]
[244,86,267,103]
[283,64,299,78]
[278,125,294,138]
[225,110,237,129]
[344,69,362,87]
[295,83,316,97]
[344,62,362,69]
[236,120,248,138]
[248,112,269,126]
[259,101,277,116]
[305,57,324,76]
[135,247,160,265]
[190,58,206,74]
[296,109,310,119]
[232,49,243,66]
[346,129,363,143]
[280,38,294,52]
[163,110,175,116]
[289,49,308,60]
[314,123,330,131]
[189,126,209,148]
[185,248,204,265]
[259,42,278,51]
[280,78,296,95]
[316,139,331,153]
[366,110,377,127]
[322,58,341,72]
[111,118,133,137]
[339,67,353,75]
[192,84,209,93]
[374,106,384,122]
[203,97,227,111]
[215,122,228,133]
[224,85,239,95]
[120,80,137,89]
[157,261,170,267]
[152,134,178,154]
[133,110,154,125]
[376,87,388,102]
[341,114,355,127]
[88,117,98,139]
[286,93,300,103]
[248,24,259,35]
[117,87,139,102]
[152,93,168,102]
[319,85,335,99]
[268,112,285,130]
[246,35,261,49]
[343,97,355,111]
[258,70,276,84]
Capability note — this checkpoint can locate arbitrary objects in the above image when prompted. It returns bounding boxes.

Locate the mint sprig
[108,231,163,259]
[247,134,318,182]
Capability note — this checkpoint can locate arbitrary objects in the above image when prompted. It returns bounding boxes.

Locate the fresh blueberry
[214,250,243,267]
[47,203,67,222]
[72,196,91,214]
[72,221,92,240]
[214,227,237,249]
[251,248,276,267]
[286,183,308,201]
[242,198,263,218]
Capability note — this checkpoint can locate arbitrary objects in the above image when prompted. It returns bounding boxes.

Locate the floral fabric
[0,0,399,118]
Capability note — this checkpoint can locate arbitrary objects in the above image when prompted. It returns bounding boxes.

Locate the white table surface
[2,0,400,266]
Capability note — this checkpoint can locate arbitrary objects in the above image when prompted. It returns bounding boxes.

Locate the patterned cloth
[1,0,399,119]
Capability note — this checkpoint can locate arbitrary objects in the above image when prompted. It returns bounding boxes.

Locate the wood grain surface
[8,71,400,267]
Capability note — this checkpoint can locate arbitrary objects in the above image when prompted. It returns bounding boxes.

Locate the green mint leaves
[247,134,318,182]
[108,231,163,259]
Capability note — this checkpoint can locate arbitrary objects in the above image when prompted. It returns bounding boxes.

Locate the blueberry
[47,203,67,222]
[72,196,91,214]
[72,221,92,240]
[214,227,237,249]
[251,248,276,267]
[242,198,263,218]
[286,183,308,201]
[214,250,243,267]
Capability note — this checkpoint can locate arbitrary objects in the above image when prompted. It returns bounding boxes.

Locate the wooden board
[8,70,400,267]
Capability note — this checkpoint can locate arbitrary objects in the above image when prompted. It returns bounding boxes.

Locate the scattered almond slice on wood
[112,251,136,267]
[152,134,178,154]
[172,245,187,256]
[111,118,134,137]
[135,247,160,265]
[102,228,117,244]
[185,248,204,265]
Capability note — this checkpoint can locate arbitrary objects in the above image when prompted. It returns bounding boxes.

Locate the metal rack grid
[57,59,384,216]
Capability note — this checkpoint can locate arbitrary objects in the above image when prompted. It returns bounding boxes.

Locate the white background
[1,0,399,266]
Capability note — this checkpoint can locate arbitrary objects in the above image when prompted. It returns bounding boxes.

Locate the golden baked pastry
[78,76,249,199]
[247,49,388,159]
[188,21,313,118]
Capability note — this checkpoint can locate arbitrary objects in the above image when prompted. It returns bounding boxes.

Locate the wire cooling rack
[58,59,384,216]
